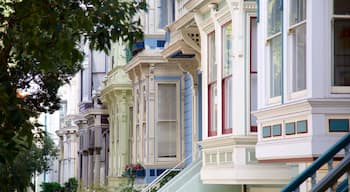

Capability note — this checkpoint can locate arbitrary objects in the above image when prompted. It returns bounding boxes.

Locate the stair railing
[281,133,350,192]
[141,155,192,192]
[311,154,350,191]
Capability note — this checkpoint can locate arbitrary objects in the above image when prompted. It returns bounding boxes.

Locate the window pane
[209,33,216,82]
[158,0,168,28]
[268,0,281,36]
[158,84,177,119]
[250,73,258,127]
[209,83,217,135]
[251,18,258,72]
[224,77,232,130]
[293,24,307,91]
[334,19,350,86]
[158,122,176,158]
[290,0,306,25]
[270,35,282,97]
[334,0,350,15]
[223,24,232,76]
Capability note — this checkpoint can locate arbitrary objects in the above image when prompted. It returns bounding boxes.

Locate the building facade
[76,46,110,188]
[56,0,350,191]
[101,40,133,188]
[56,76,80,184]
[254,0,350,191]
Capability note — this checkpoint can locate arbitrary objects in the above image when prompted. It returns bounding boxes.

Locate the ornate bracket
[169,58,199,85]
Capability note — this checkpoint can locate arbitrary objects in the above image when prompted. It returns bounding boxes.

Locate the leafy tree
[0,0,147,164]
[41,182,63,192]
[64,178,78,192]
[0,133,58,192]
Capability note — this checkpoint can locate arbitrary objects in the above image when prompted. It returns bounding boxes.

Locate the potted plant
[123,163,145,178]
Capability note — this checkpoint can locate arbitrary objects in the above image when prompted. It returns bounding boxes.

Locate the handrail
[142,155,192,192]
[336,178,348,192]
[281,133,350,192]
[311,154,350,191]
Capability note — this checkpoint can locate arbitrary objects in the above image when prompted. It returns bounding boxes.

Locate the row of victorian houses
[55,0,350,191]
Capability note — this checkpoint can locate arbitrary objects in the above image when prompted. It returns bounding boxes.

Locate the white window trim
[155,81,180,162]
[266,40,282,105]
[331,86,350,93]
[246,13,258,134]
[287,15,307,98]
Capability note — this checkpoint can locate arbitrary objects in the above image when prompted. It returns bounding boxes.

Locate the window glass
[270,35,282,97]
[290,0,306,25]
[268,0,281,36]
[223,77,232,132]
[158,84,176,119]
[333,19,350,86]
[334,0,350,15]
[223,23,232,77]
[158,122,176,157]
[292,24,306,91]
[208,33,216,82]
[158,0,169,28]
[209,83,217,136]
[157,84,177,158]
[250,18,258,132]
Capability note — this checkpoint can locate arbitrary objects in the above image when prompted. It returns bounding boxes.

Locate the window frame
[221,22,233,135]
[155,81,180,161]
[288,0,307,96]
[250,16,258,133]
[208,31,218,137]
[331,1,350,93]
[266,0,283,101]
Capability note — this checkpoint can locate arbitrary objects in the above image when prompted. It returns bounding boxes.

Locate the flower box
[135,169,145,177]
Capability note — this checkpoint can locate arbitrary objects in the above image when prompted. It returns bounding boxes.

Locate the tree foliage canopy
[0,133,58,192]
[0,0,146,163]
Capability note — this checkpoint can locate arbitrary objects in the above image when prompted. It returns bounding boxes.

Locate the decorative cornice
[243,1,257,11]
[216,5,231,25]
[254,98,350,123]
[81,108,108,116]
[200,18,215,34]
[123,49,167,73]
[167,12,195,32]
[231,1,241,10]
[199,135,257,149]
[184,0,209,12]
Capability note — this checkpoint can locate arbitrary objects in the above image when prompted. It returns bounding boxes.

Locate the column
[82,151,89,187]
[88,149,94,186]
[118,91,128,176]
[94,148,101,185]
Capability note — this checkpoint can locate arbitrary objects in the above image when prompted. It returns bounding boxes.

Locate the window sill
[268,96,281,105]
[208,130,218,137]
[331,86,350,94]
[156,157,178,162]
[289,89,307,100]
[222,128,232,135]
